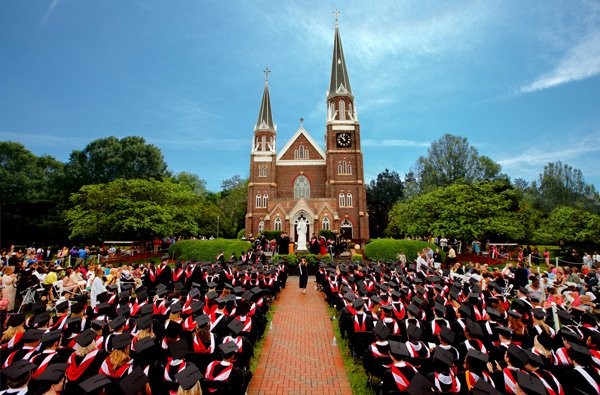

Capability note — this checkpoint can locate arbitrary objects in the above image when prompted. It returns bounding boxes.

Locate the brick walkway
[248,275,352,395]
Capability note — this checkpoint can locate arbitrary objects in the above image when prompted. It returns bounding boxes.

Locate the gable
[277,127,326,162]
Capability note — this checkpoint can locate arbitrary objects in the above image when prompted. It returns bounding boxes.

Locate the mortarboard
[218,341,239,357]
[434,303,446,316]
[195,314,211,327]
[7,313,25,327]
[518,286,529,295]
[525,350,544,367]
[406,324,423,341]
[41,330,61,345]
[79,374,112,393]
[70,303,85,315]
[407,304,420,317]
[23,329,45,342]
[2,360,36,381]
[109,315,126,330]
[458,304,472,318]
[465,320,483,337]
[33,311,51,327]
[507,344,528,367]
[75,328,96,347]
[117,305,131,317]
[190,301,204,314]
[559,327,582,343]
[466,348,488,364]
[137,303,153,316]
[471,378,502,395]
[175,362,203,390]
[169,339,191,360]
[406,372,436,395]
[556,310,573,322]
[173,282,184,291]
[516,371,545,395]
[389,340,411,358]
[161,255,170,261]
[56,301,69,312]
[486,307,502,321]
[111,333,131,350]
[568,341,592,364]
[169,302,183,314]
[352,298,365,309]
[433,347,453,367]
[373,321,390,340]
[496,326,513,338]
[119,290,131,300]
[106,284,119,293]
[380,304,393,314]
[439,327,456,344]
[135,289,148,302]
[531,308,547,320]
[118,366,148,395]
[35,363,68,383]
[508,310,522,319]
[188,288,200,299]
[135,315,152,330]
[156,284,168,297]
[227,319,245,336]
[31,302,47,314]
[134,337,156,354]
[412,296,424,306]
[370,295,382,305]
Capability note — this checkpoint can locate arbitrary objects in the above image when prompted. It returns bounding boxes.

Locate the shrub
[351,254,364,263]
[236,229,246,239]
[262,230,282,240]
[319,230,335,240]
[364,238,444,262]
[169,239,252,262]
[272,253,332,269]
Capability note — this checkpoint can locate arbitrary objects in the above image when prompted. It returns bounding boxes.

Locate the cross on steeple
[333,9,340,27]
[264,66,270,82]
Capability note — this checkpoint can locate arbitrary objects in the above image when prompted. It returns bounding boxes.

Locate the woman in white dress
[90,266,107,308]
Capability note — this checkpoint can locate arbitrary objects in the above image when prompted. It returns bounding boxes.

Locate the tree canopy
[367,169,404,238]
[412,134,503,193]
[387,180,531,242]
[532,206,600,245]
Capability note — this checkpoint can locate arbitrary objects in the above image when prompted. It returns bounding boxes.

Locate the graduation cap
[169,339,191,360]
[507,344,528,367]
[559,327,582,343]
[195,314,211,327]
[135,288,149,302]
[531,308,547,320]
[109,315,127,330]
[118,366,148,395]
[79,374,112,393]
[516,371,545,395]
[117,305,131,317]
[56,300,69,312]
[241,290,254,302]
[373,321,390,340]
[75,328,97,347]
[70,303,85,315]
[138,303,154,316]
[439,326,456,344]
[35,362,68,383]
[107,284,119,293]
[134,336,156,354]
[508,310,522,319]
[449,288,460,300]
[433,347,454,367]
[135,315,152,330]
[187,288,200,299]
[343,291,357,302]
[169,302,183,314]
[370,295,382,305]
[175,362,202,391]
[568,341,592,362]
[486,307,502,321]
[496,326,513,338]
[525,349,544,367]
[352,298,365,309]
[434,303,446,316]
[471,378,502,395]
[119,290,131,300]
[380,304,393,314]
[407,323,423,341]
[41,330,62,345]
[556,310,574,322]
[412,296,424,307]
[218,341,239,357]
[227,319,245,336]
[31,302,47,314]
[156,284,168,297]
[23,329,45,342]
[161,255,170,261]
[2,360,36,381]
[190,301,204,314]
[407,304,421,317]
[389,340,411,358]
[536,332,553,350]
[173,282,184,291]
[7,313,25,327]
[406,372,436,395]
[466,348,489,364]
[111,333,131,350]
[33,311,51,327]
[458,304,472,318]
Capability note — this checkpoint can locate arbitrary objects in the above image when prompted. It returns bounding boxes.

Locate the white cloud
[40,0,60,28]
[519,30,600,93]
[362,139,429,148]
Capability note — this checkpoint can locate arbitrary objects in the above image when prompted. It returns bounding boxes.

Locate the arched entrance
[291,210,312,243]
[340,218,353,241]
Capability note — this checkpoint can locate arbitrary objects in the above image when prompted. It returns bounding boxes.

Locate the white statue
[296,219,308,251]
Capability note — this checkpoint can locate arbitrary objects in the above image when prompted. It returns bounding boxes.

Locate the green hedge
[272,253,332,268]
[169,239,252,262]
[364,238,444,262]
[236,229,246,239]
[319,230,335,240]
[262,231,283,240]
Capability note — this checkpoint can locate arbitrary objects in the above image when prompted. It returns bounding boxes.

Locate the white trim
[277,160,326,166]
[276,126,326,161]
[332,124,356,130]
[253,156,273,162]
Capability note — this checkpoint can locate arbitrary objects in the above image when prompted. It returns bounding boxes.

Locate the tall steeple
[328,12,353,99]
[255,66,275,132]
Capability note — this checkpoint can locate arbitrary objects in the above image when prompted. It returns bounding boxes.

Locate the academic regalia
[380,361,417,394]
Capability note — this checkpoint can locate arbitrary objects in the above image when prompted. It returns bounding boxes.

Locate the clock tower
[325,15,368,241]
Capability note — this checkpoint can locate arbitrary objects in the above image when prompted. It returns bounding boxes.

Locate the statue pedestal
[296,241,308,252]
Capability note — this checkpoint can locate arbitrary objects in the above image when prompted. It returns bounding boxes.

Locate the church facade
[245,21,369,246]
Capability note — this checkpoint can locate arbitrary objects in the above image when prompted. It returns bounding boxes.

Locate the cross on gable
[264,66,271,82]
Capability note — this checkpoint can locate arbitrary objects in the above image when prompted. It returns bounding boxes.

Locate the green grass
[250,305,275,372]
[328,307,374,395]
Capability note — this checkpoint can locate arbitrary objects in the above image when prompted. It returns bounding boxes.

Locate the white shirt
[90,276,106,308]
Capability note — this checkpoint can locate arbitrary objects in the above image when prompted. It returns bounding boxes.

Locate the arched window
[294,144,309,159]
[262,194,268,208]
[322,217,330,231]
[339,100,346,120]
[258,165,267,177]
[294,175,310,199]
[274,217,282,231]
[258,221,264,234]
[346,193,353,207]
[338,193,346,207]
[337,160,352,175]
[256,193,262,208]
[341,219,353,239]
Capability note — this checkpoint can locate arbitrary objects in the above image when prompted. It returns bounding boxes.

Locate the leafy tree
[217,175,248,238]
[387,180,531,242]
[532,206,600,244]
[66,178,209,242]
[528,161,599,214]
[171,172,208,196]
[64,136,169,191]
[412,134,503,193]
[367,169,404,238]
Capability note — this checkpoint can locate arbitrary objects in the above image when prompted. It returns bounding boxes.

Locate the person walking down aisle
[298,257,309,294]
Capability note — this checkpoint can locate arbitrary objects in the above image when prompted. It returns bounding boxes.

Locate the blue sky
[1,1,599,192]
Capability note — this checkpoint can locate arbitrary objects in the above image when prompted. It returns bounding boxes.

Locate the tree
[66,178,210,242]
[386,180,532,242]
[171,172,208,196]
[64,136,169,191]
[217,176,248,238]
[366,169,404,238]
[529,161,599,214]
[0,142,66,243]
[532,206,600,245]
[412,134,503,193]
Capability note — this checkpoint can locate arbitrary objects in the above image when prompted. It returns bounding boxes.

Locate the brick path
[248,275,352,395]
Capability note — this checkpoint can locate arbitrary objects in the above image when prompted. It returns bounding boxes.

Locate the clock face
[336,133,351,148]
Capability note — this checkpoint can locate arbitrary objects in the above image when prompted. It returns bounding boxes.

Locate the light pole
[216,215,220,239]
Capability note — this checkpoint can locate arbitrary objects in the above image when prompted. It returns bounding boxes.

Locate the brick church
[245,19,369,247]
